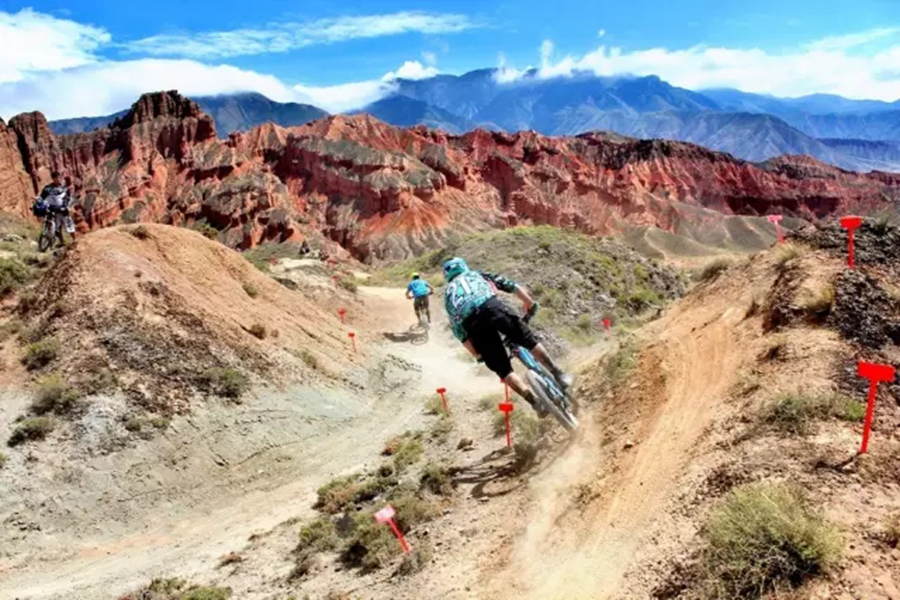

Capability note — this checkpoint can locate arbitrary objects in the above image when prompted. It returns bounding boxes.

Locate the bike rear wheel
[526,370,578,431]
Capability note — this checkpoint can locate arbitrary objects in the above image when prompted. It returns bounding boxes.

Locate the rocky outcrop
[2,91,899,260]
[0,119,34,218]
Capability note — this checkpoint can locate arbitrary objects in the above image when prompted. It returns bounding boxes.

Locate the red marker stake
[767,215,784,244]
[269,257,277,266]
[348,332,357,353]
[857,361,897,454]
[332,274,340,282]
[499,381,514,447]
[601,318,612,338]
[338,308,347,323]
[436,387,448,413]
[840,216,863,270]
[374,505,410,553]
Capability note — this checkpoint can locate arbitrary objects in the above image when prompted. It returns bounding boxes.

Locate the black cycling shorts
[463,297,538,379]
[413,296,430,311]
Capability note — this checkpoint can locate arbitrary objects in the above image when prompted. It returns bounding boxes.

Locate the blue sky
[2,0,900,119]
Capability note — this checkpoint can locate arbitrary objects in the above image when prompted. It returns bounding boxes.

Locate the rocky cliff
[2,91,899,260]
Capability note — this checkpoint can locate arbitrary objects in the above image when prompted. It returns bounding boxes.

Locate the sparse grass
[424,395,446,416]
[198,223,219,240]
[603,340,639,394]
[0,257,35,297]
[574,313,593,332]
[884,513,900,548]
[122,578,232,600]
[248,323,266,339]
[773,243,804,268]
[298,517,341,553]
[242,282,259,298]
[477,393,502,412]
[420,462,453,496]
[198,368,250,399]
[492,404,547,451]
[337,275,359,294]
[217,552,243,568]
[386,487,441,532]
[340,510,402,571]
[31,373,80,415]
[430,415,454,444]
[693,257,732,283]
[8,417,55,446]
[297,349,318,369]
[125,417,143,432]
[16,290,38,313]
[0,318,23,343]
[315,472,398,514]
[696,482,842,599]
[396,540,433,577]
[800,284,834,319]
[0,452,7,468]
[758,392,866,436]
[383,433,424,472]
[23,338,60,370]
[130,225,150,240]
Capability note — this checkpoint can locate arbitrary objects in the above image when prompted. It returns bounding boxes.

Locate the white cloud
[0,57,426,120]
[597,29,606,38]
[422,51,437,66]
[125,12,478,59]
[0,8,110,84]
[494,52,529,84]
[497,29,900,100]
[382,60,440,81]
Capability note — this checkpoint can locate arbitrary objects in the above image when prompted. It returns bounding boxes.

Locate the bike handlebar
[523,302,539,324]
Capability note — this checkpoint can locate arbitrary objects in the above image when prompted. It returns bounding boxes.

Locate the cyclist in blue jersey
[442,257,573,416]
[406,272,435,324]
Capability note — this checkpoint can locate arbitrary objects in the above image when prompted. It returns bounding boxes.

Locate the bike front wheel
[526,370,579,432]
[38,220,54,252]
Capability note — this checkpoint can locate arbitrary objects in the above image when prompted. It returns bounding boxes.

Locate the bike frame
[510,345,565,400]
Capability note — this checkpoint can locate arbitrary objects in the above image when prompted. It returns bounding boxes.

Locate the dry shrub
[695,482,842,599]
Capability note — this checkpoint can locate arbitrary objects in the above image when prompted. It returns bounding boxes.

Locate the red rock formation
[1,91,899,260]
[0,119,34,218]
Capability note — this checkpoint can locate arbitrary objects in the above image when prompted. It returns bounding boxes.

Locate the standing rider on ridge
[39,171,76,247]
[442,257,573,416]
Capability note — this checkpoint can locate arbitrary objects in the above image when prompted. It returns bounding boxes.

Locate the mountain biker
[39,171,75,247]
[406,272,435,324]
[442,257,573,417]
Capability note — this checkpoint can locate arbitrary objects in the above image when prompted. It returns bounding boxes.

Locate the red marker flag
[840,216,863,270]
[498,402,514,447]
[374,505,410,553]
[348,332,357,353]
[767,215,784,244]
[338,308,347,323]
[436,387,448,413]
[857,361,896,454]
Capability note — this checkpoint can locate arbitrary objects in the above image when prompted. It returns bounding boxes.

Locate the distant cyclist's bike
[33,200,73,252]
[506,304,579,432]
[413,294,432,330]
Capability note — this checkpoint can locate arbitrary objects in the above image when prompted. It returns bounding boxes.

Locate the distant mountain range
[45,70,900,172]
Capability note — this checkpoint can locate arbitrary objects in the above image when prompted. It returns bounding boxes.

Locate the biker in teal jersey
[442,257,573,416]
[406,272,435,324]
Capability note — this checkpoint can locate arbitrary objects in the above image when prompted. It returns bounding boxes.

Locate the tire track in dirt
[488,302,745,599]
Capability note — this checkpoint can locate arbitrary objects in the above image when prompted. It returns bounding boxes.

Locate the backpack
[32,199,48,218]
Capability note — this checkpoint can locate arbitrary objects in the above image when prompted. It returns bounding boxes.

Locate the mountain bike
[506,304,579,432]
[413,294,431,330]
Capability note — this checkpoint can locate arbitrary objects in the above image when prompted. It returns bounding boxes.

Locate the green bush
[123,578,232,600]
[8,417,55,446]
[198,223,219,240]
[16,290,38,313]
[340,511,402,571]
[773,243,804,268]
[0,452,7,468]
[430,415,454,443]
[23,338,61,370]
[0,257,34,297]
[198,368,250,399]
[383,433,424,473]
[315,472,398,514]
[130,225,150,240]
[0,319,23,343]
[31,373,80,415]
[800,285,834,318]
[574,313,593,332]
[248,323,266,339]
[298,517,340,553]
[298,349,318,369]
[696,482,842,598]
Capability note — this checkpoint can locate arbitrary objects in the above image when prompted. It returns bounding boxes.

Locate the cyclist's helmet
[442,257,468,282]
[411,272,420,279]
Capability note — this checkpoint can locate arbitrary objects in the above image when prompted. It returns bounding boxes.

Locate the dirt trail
[487,293,746,599]
[0,283,497,600]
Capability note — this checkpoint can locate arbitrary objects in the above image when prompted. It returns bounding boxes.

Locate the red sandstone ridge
[1,90,899,260]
